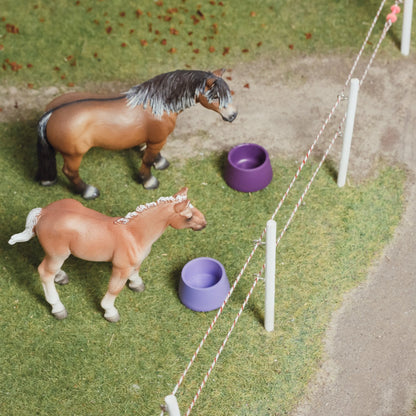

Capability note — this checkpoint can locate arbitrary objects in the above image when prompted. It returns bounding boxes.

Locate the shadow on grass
[4,119,39,181]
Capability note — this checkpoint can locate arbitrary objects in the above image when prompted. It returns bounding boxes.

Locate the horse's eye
[186,215,193,222]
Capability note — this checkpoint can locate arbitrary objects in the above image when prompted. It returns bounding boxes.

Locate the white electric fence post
[401,0,414,55]
[264,219,277,332]
[337,78,360,188]
[164,395,181,416]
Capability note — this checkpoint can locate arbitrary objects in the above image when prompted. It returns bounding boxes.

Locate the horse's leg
[153,153,170,171]
[62,154,100,200]
[128,270,145,292]
[138,141,167,189]
[38,255,68,319]
[100,266,131,322]
[54,269,69,285]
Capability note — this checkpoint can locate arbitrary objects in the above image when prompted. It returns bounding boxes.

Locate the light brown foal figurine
[8,188,206,322]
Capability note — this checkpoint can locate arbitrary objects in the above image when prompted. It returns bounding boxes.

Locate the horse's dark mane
[125,70,232,116]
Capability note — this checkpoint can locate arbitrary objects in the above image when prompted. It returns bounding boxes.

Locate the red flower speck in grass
[0,44,4,51]
[222,46,230,56]
[136,9,143,17]
[27,63,33,68]
[161,39,167,45]
[119,11,126,17]
[155,0,163,6]
[168,47,177,53]
[106,26,112,34]
[27,83,34,89]
[242,48,249,53]
[5,59,22,72]
[121,42,127,47]
[193,48,199,54]
[288,44,294,50]
[244,83,250,89]
[169,27,179,35]
[305,33,312,39]
[140,39,148,46]
[6,23,19,34]
[209,46,215,53]
[68,82,75,87]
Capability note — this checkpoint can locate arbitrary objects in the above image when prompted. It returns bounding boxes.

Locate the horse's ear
[174,200,192,218]
[174,187,188,198]
[206,77,217,89]
[212,68,226,78]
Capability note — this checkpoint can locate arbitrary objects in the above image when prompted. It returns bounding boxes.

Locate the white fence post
[164,395,181,416]
[337,78,360,188]
[401,0,414,56]
[264,220,277,332]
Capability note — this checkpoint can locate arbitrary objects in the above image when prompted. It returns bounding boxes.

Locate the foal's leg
[62,154,100,200]
[54,269,69,285]
[100,267,131,323]
[138,141,167,189]
[128,270,145,292]
[38,255,68,319]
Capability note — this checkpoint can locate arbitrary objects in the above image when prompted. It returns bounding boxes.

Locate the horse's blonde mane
[114,194,188,225]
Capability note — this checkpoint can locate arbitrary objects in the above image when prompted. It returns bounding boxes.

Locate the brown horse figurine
[36,69,237,199]
[8,188,206,322]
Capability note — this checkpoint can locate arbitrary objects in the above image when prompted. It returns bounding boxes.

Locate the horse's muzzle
[220,104,238,123]
[222,111,238,122]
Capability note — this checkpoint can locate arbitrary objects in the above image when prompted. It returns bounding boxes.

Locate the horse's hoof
[129,281,145,292]
[153,156,170,170]
[104,311,120,323]
[82,185,100,200]
[40,179,57,187]
[143,176,159,190]
[55,270,69,285]
[53,308,68,320]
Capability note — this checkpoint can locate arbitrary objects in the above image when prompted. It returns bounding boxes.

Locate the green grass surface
[1,0,411,89]
[0,120,406,415]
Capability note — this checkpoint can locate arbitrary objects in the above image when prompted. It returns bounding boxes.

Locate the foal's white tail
[8,207,42,245]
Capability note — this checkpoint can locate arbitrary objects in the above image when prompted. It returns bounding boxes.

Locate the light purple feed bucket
[179,257,230,312]
[224,143,273,192]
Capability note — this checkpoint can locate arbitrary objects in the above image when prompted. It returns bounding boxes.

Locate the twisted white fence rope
[160,2,402,414]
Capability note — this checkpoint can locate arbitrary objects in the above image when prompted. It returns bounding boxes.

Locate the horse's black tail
[35,112,57,185]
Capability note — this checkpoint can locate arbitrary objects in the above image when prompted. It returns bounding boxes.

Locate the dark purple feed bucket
[179,257,230,312]
[224,143,273,192]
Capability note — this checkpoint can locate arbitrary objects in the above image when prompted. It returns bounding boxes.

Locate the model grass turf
[1,0,410,88]
[0,120,406,415]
